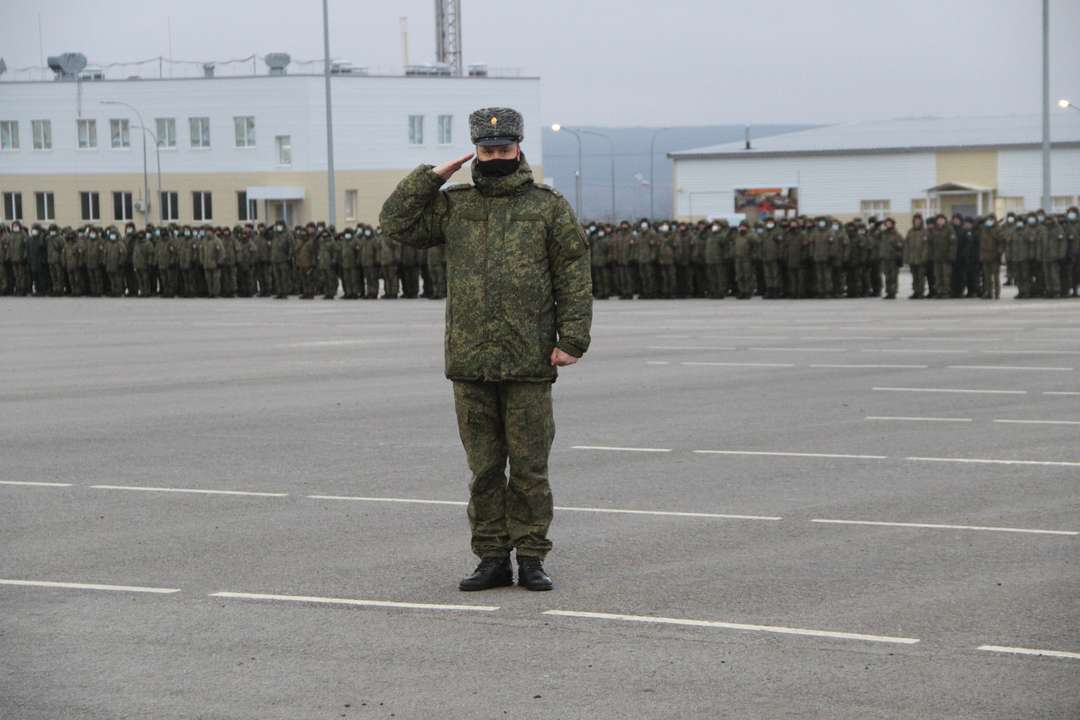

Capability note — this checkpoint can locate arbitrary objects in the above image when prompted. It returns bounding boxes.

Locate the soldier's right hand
[433,153,475,181]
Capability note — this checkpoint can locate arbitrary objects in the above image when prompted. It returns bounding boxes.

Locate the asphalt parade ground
[2,281,1079,719]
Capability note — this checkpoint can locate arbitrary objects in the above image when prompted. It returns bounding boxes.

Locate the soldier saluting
[380,107,593,592]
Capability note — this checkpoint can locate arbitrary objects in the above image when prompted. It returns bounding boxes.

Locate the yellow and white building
[670,114,1080,229]
[0,65,542,228]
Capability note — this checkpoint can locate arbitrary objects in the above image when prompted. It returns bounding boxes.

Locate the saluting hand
[551,348,578,367]
[433,153,475,181]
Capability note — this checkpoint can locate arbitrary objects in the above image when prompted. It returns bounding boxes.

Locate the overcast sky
[2,0,1078,127]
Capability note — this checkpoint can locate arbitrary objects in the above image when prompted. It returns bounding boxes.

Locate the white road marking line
[810,518,1077,536]
[907,456,1080,468]
[556,506,782,521]
[645,361,671,365]
[307,495,467,506]
[681,361,796,368]
[694,450,887,460]
[947,365,1073,372]
[747,347,848,353]
[865,416,973,423]
[977,645,1080,660]
[873,387,1027,395]
[982,350,1080,356]
[91,484,288,497]
[811,364,928,369]
[572,445,673,453]
[645,345,737,351]
[210,591,498,613]
[1044,391,1080,396]
[0,579,180,594]
[862,348,970,354]
[993,419,1080,426]
[307,495,780,521]
[542,610,920,645]
[0,480,73,487]
[285,339,374,348]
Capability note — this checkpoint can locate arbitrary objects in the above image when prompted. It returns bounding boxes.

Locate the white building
[669,114,1080,229]
[0,61,543,227]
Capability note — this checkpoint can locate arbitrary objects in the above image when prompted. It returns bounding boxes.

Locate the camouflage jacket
[380,158,592,382]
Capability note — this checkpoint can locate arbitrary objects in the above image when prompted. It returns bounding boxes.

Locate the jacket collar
[471,155,535,198]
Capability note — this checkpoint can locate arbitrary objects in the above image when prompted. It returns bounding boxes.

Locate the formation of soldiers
[2,208,1077,301]
[0,220,447,300]
[586,208,1080,300]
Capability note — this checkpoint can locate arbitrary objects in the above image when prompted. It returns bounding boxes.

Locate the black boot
[517,556,553,591]
[459,555,513,591]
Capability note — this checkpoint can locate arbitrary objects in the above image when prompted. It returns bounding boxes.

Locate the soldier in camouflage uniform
[380,107,592,592]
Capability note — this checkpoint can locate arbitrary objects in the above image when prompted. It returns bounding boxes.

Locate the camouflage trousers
[453,380,555,560]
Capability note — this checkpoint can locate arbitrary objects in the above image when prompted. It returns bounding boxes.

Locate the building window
[860,199,890,219]
[438,115,453,145]
[0,121,19,151]
[113,191,134,222]
[3,192,23,221]
[160,191,179,222]
[110,119,131,149]
[78,119,97,149]
[156,118,176,148]
[408,115,424,145]
[189,117,211,148]
[344,189,358,221]
[275,135,292,165]
[237,191,257,221]
[911,198,940,216]
[32,120,52,150]
[193,191,213,221]
[1052,195,1075,213]
[35,192,55,221]
[80,191,101,221]
[234,116,255,147]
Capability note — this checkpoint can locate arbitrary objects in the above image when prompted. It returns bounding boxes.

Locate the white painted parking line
[947,365,1073,372]
[307,495,467,506]
[811,364,928,369]
[646,345,737,351]
[982,350,1080,356]
[1044,391,1080,396]
[91,484,288,497]
[865,416,973,423]
[556,506,782,521]
[0,480,73,487]
[747,347,848,353]
[210,591,499,613]
[681,361,796,368]
[907,456,1080,468]
[977,645,1080,660]
[543,610,920,645]
[873,387,1027,395]
[695,450,888,460]
[993,419,1080,426]
[810,519,1077,536]
[861,348,970,354]
[0,579,180,594]
[572,445,673,453]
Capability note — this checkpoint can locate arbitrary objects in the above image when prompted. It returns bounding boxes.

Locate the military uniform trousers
[381,264,399,298]
[934,262,952,298]
[323,268,338,298]
[764,261,782,297]
[706,263,726,299]
[272,262,291,297]
[981,261,1001,299]
[882,260,899,299]
[363,265,380,298]
[735,258,754,298]
[49,263,66,295]
[910,263,927,298]
[658,264,676,298]
[205,268,222,298]
[453,380,555,560]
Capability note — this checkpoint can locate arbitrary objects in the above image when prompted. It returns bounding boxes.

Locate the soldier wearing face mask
[732,221,754,299]
[1002,214,1023,296]
[63,229,84,295]
[270,221,293,299]
[47,225,66,295]
[589,225,611,300]
[28,224,50,296]
[761,218,782,299]
[634,219,659,299]
[904,213,930,299]
[1020,213,1042,298]
[1065,207,1080,297]
[928,215,955,299]
[977,215,1004,300]
[809,217,832,298]
[7,222,30,296]
[359,226,380,299]
[610,221,634,299]
[655,222,677,298]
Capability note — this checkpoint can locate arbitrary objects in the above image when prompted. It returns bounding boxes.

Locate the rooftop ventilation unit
[46,52,87,81]
[202,63,215,78]
[265,53,291,76]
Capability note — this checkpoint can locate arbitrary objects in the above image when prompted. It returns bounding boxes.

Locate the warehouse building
[669,114,1080,229]
[0,56,542,228]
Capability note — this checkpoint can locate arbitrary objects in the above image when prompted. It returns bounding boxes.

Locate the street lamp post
[551,124,582,219]
[581,129,616,222]
[1040,0,1050,213]
[101,100,150,227]
[133,125,162,222]
[648,127,672,220]
[322,0,337,225]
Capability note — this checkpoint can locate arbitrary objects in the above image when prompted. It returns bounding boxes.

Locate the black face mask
[476,156,520,178]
